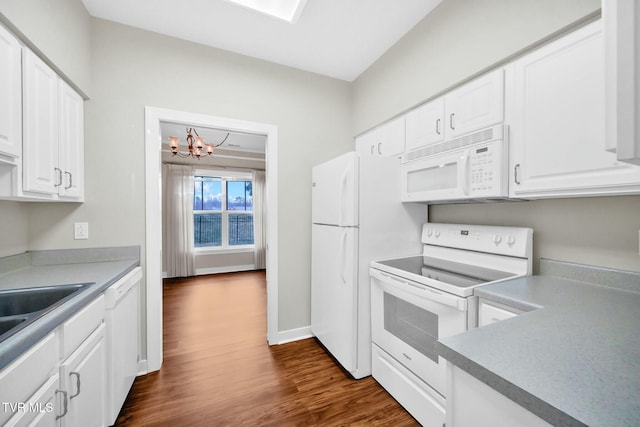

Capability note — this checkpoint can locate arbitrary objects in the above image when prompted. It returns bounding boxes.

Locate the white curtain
[253,170,267,269]
[164,164,196,278]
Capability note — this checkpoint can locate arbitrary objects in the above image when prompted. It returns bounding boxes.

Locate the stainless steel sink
[0,284,88,317]
[0,283,91,343]
[0,317,27,336]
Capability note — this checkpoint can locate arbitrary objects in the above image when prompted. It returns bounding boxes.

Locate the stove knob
[426,228,433,237]
[434,230,441,238]
[507,235,516,246]
[493,234,502,244]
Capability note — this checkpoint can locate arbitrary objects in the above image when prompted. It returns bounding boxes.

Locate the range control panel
[422,223,533,258]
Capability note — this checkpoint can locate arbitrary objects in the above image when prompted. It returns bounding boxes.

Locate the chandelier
[168,127,229,159]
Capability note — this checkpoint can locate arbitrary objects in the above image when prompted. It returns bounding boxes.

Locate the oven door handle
[370,269,467,311]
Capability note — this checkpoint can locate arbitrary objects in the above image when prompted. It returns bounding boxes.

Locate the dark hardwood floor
[114,271,419,427]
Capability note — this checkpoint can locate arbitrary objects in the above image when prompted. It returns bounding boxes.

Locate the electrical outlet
[74,222,89,240]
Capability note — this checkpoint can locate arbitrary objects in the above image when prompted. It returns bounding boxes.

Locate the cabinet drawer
[60,294,104,358]
[0,332,59,425]
[478,300,518,327]
[372,344,445,427]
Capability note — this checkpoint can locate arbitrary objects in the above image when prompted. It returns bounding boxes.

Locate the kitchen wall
[37,18,350,336]
[353,0,640,273]
[0,0,91,256]
[0,0,91,96]
[0,201,28,258]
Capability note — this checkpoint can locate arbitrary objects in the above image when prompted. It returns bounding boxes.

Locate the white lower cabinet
[59,324,107,427]
[445,363,552,427]
[5,374,60,427]
[507,19,640,198]
[0,333,59,426]
[0,295,108,427]
[477,299,520,327]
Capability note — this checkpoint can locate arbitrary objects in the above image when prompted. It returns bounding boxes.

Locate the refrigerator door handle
[340,230,348,284]
[339,169,349,226]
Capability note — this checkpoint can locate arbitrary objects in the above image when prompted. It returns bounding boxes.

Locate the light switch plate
[74,222,89,240]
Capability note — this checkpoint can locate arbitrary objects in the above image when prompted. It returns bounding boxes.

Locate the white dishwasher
[105,266,142,425]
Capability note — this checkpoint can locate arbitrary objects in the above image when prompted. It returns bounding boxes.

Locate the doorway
[144,107,279,373]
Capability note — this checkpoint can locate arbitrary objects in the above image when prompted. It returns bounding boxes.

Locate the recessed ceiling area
[81,0,442,81]
[160,122,266,154]
[224,0,308,23]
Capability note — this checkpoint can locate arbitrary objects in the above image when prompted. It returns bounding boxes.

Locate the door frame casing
[144,107,279,372]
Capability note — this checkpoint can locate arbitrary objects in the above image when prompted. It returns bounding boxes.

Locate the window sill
[194,246,255,256]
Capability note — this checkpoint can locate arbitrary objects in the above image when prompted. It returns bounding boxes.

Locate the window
[193,172,254,249]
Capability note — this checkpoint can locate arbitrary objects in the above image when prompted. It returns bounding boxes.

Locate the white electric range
[370,223,533,427]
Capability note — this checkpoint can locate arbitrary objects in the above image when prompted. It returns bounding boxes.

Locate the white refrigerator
[311,145,426,379]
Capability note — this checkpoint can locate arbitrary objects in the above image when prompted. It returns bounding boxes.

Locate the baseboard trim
[275,326,313,345]
[196,265,256,275]
[137,359,150,375]
[162,265,258,278]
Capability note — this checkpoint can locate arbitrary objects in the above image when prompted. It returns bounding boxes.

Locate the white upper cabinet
[58,80,84,199]
[0,24,23,161]
[445,69,504,139]
[405,69,504,154]
[507,20,640,198]
[22,49,84,201]
[604,0,640,165]
[362,116,406,158]
[23,49,60,195]
[405,98,445,152]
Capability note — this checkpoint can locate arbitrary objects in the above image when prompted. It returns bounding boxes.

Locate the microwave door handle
[461,151,470,196]
[370,269,467,311]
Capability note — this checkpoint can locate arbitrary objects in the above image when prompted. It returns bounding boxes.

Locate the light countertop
[0,247,140,370]
[436,260,640,427]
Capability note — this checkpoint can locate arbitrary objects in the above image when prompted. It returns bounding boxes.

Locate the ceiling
[160,122,266,154]
[81,0,442,82]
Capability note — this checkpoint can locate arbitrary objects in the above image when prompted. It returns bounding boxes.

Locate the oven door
[370,267,468,396]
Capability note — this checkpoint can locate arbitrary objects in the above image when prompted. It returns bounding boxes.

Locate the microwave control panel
[468,140,506,195]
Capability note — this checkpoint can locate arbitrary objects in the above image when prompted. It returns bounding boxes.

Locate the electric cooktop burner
[376,256,515,289]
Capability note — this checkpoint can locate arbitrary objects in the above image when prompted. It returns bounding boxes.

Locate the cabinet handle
[56,389,68,419]
[70,371,81,399]
[514,164,521,185]
[435,118,441,135]
[449,113,455,130]
[65,172,73,190]
[54,168,62,187]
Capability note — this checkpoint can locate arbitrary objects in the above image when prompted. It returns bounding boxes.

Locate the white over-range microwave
[401,125,508,203]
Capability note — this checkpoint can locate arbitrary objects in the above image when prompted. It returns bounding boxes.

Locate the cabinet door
[58,80,84,200]
[60,324,107,427]
[376,116,405,157]
[23,49,59,195]
[405,97,445,153]
[4,374,59,427]
[508,20,640,198]
[0,24,22,160]
[445,68,504,138]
